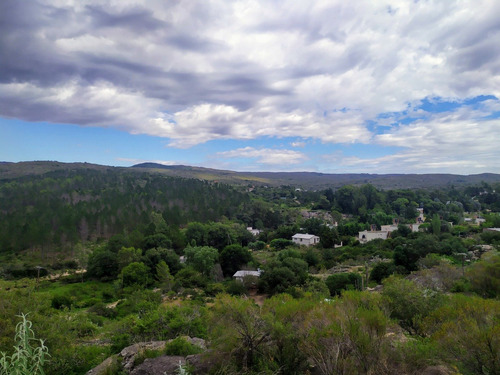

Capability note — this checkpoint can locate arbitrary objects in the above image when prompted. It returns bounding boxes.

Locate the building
[381,224,398,232]
[247,227,261,236]
[483,228,500,233]
[358,230,389,243]
[233,270,261,282]
[292,233,320,246]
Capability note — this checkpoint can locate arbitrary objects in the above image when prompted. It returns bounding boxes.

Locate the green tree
[220,245,253,278]
[120,262,150,288]
[370,262,395,284]
[467,251,500,298]
[86,248,119,281]
[117,247,142,271]
[325,273,362,296]
[270,238,293,250]
[155,260,174,291]
[431,214,441,235]
[382,276,444,335]
[184,246,219,277]
[209,295,270,371]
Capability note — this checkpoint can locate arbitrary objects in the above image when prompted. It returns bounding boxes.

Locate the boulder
[130,356,185,375]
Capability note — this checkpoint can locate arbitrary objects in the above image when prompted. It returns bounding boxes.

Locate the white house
[381,224,399,232]
[247,227,261,236]
[358,230,389,243]
[292,233,320,246]
[233,270,261,282]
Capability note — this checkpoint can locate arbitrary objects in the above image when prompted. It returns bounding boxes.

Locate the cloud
[0,0,499,172]
[216,147,308,165]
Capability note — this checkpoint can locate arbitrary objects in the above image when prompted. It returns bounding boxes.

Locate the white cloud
[1,0,499,172]
[216,147,308,165]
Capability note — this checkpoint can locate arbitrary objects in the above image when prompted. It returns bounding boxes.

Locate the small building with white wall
[358,230,389,243]
[292,233,320,246]
[233,270,261,282]
[247,227,261,236]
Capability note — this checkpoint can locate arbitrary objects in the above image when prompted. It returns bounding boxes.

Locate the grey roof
[233,270,261,278]
[292,233,318,240]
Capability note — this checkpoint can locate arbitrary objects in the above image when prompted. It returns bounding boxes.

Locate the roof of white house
[233,270,261,278]
[292,233,318,240]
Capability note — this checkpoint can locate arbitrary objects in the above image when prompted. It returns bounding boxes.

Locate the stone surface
[86,337,209,374]
[130,356,185,375]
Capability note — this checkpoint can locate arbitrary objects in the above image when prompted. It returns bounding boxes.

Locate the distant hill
[131,162,500,190]
[1,161,500,190]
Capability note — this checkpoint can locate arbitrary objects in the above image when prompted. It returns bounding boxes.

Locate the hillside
[2,161,500,190]
[132,162,500,190]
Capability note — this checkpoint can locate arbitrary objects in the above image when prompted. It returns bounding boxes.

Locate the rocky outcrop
[86,337,208,375]
[130,356,185,375]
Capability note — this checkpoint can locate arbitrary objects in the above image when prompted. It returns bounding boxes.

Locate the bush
[164,337,202,356]
[248,241,266,251]
[467,251,500,298]
[51,294,72,310]
[370,262,395,284]
[0,314,49,375]
[270,238,293,250]
[325,273,362,296]
[226,280,247,296]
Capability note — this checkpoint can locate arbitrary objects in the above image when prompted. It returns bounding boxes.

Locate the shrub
[51,295,72,310]
[370,262,395,284]
[270,238,293,250]
[226,280,247,296]
[0,314,49,375]
[325,273,362,296]
[248,241,266,251]
[164,337,202,356]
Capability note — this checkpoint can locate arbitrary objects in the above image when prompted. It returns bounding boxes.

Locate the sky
[1,0,499,174]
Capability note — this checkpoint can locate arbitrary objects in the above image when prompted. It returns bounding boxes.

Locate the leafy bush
[226,280,247,296]
[270,238,293,250]
[133,348,162,367]
[164,337,202,356]
[325,273,362,296]
[51,295,72,310]
[467,251,500,298]
[370,262,395,284]
[0,314,49,375]
[248,241,266,251]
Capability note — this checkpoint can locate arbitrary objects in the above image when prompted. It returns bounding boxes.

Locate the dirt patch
[248,289,267,306]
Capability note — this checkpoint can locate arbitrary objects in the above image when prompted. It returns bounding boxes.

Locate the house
[233,270,261,282]
[381,224,399,232]
[416,208,425,223]
[247,227,261,236]
[292,233,320,246]
[483,228,500,233]
[358,230,389,243]
[408,223,421,232]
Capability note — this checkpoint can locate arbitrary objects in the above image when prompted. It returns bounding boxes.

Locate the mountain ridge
[1,160,500,190]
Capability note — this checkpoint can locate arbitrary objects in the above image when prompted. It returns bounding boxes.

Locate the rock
[184,336,206,350]
[86,338,209,374]
[130,356,185,375]
[121,341,167,371]
[186,352,217,375]
[420,365,457,375]
[86,356,116,375]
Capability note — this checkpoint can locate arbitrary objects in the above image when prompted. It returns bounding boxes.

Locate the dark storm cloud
[0,1,78,85]
[0,0,499,174]
[85,5,165,32]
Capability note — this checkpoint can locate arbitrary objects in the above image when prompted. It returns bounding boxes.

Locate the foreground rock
[86,337,208,375]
